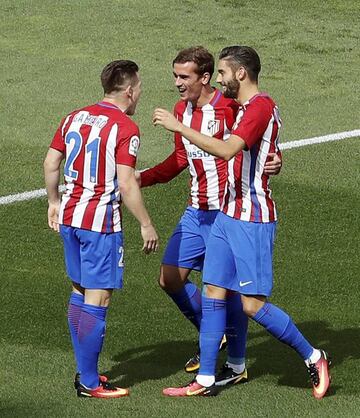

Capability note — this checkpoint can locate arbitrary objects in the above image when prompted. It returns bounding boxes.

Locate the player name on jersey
[50,102,140,233]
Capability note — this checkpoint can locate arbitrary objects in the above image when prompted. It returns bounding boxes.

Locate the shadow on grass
[106,340,197,387]
[245,320,360,395]
[107,320,359,395]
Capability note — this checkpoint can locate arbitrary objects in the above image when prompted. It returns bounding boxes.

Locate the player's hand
[48,201,60,232]
[264,153,282,175]
[134,170,141,187]
[153,108,182,132]
[141,223,159,254]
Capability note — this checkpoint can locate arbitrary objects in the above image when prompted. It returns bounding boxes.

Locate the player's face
[128,74,142,115]
[216,59,240,99]
[173,62,205,104]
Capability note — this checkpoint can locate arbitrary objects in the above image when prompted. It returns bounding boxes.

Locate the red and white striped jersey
[141,89,239,210]
[50,101,140,233]
[222,93,281,223]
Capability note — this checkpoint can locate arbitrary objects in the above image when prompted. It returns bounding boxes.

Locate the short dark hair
[101,60,139,94]
[219,46,261,82]
[173,46,214,79]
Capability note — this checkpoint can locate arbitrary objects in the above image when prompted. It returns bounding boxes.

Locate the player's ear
[236,66,246,81]
[202,72,211,85]
[125,85,133,98]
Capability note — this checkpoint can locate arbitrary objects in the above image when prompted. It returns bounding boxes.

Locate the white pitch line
[0,185,66,205]
[0,129,359,206]
[279,129,360,150]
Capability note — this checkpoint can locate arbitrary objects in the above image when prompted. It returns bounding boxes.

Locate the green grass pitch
[1,0,359,416]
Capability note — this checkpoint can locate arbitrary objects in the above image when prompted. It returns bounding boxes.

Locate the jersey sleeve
[232,98,273,149]
[115,122,140,168]
[224,100,239,131]
[49,118,66,153]
[140,131,188,187]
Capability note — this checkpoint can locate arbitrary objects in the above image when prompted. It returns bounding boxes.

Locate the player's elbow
[118,181,133,197]
[222,151,235,161]
[43,157,56,173]
[44,150,63,173]
[216,144,237,161]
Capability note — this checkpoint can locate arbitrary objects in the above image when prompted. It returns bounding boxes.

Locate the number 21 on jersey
[64,131,101,184]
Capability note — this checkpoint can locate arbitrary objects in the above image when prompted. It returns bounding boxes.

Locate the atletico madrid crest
[207,119,220,136]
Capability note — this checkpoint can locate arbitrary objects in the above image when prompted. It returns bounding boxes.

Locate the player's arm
[153,108,245,161]
[138,150,188,187]
[44,148,64,232]
[117,164,159,253]
[138,133,188,187]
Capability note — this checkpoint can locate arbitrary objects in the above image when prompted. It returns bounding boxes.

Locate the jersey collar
[97,101,123,111]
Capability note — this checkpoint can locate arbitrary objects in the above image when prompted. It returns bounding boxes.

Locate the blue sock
[67,292,84,373]
[199,297,226,376]
[168,280,202,330]
[253,302,314,360]
[226,294,248,365]
[78,304,108,389]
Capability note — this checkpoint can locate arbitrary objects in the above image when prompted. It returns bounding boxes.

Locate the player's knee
[85,289,113,307]
[242,304,258,317]
[205,285,226,300]
[158,272,168,290]
[158,266,184,293]
[241,297,265,318]
[158,269,173,291]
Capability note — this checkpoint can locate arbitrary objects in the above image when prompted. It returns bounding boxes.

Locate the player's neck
[193,85,216,108]
[237,84,260,105]
[102,97,129,114]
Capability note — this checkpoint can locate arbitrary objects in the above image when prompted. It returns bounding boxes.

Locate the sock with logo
[198,296,227,379]
[252,302,313,360]
[168,280,202,330]
[67,292,84,373]
[78,304,108,389]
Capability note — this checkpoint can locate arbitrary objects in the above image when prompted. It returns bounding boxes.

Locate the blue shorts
[203,212,276,296]
[60,225,124,289]
[162,206,219,271]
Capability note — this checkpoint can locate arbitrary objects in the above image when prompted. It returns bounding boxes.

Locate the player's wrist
[141,221,153,228]
[177,122,185,134]
[48,198,60,205]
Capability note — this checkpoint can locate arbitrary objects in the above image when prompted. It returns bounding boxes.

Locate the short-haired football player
[44,60,158,398]
[139,46,281,381]
[154,46,331,399]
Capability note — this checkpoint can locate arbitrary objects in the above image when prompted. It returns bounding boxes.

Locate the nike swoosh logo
[239,281,253,287]
[186,387,205,396]
[314,360,328,397]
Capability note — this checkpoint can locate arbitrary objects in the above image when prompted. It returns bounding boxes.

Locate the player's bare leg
[159,264,202,331]
[84,288,113,307]
[240,294,266,318]
[241,294,331,398]
[159,264,191,293]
